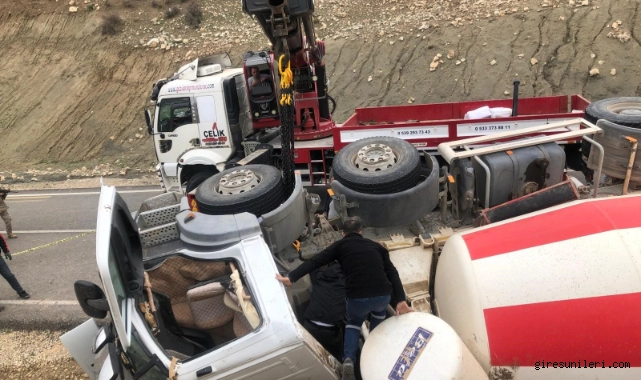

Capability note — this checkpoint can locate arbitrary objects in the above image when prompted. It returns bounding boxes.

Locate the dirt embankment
[1,0,640,184]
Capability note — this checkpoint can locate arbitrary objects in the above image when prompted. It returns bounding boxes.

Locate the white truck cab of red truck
[145,55,263,194]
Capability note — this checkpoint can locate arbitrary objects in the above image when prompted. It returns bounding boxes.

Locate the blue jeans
[0,255,24,294]
[343,295,390,362]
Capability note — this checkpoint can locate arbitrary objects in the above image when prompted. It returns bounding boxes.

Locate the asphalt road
[0,186,164,329]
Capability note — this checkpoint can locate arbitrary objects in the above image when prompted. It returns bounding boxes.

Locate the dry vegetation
[100,13,123,35]
[185,1,203,28]
[164,5,180,18]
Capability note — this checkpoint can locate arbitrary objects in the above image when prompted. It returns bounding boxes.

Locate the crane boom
[242,0,333,194]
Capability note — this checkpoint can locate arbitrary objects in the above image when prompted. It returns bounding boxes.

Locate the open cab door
[96,185,145,349]
[94,185,154,379]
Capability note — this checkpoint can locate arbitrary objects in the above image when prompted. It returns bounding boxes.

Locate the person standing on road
[276,219,413,380]
[302,262,346,360]
[0,235,30,299]
[0,190,17,239]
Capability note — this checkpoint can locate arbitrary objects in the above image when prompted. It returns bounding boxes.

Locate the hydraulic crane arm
[242,0,321,62]
[243,0,332,195]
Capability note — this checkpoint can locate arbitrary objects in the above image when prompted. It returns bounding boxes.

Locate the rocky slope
[1,0,640,183]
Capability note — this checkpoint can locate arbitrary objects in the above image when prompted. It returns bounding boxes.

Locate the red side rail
[333,95,590,151]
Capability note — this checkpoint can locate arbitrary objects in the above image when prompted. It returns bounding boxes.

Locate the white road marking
[0,300,78,306]
[7,189,163,198]
[1,230,95,234]
[8,196,51,202]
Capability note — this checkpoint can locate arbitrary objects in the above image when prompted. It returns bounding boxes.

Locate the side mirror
[144,109,153,135]
[74,280,110,319]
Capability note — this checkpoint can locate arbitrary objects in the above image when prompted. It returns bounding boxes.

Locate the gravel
[0,329,87,379]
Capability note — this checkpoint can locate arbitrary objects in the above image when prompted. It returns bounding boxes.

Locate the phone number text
[473,125,512,131]
[397,129,432,136]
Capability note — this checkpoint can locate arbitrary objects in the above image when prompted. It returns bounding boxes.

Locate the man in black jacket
[277,219,412,380]
[0,235,30,300]
[302,262,346,360]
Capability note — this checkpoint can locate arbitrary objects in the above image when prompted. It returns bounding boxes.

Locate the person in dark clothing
[277,220,413,380]
[0,235,30,299]
[302,262,346,360]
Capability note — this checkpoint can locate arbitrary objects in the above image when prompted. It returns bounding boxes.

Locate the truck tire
[330,155,440,228]
[587,119,641,182]
[585,97,641,128]
[185,170,217,193]
[582,97,641,161]
[332,137,421,194]
[195,165,284,216]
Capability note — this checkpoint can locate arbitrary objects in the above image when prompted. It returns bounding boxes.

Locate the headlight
[312,75,318,81]
[271,110,277,115]
[254,112,260,117]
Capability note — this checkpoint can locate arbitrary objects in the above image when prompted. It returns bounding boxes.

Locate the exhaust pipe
[511,80,520,116]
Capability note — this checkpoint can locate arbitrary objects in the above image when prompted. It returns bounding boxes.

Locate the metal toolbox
[473,140,566,208]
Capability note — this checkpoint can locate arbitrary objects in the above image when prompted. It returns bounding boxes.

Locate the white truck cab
[62,185,340,380]
[146,55,278,193]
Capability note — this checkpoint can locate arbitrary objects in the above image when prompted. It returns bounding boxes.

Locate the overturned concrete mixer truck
[61,94,641,380]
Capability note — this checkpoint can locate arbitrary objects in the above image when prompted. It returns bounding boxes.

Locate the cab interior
[138,255,260,360]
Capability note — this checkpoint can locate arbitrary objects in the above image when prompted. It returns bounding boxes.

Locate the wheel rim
[606,102,641,116]
[352,143,398,172]
[217,169,261,195]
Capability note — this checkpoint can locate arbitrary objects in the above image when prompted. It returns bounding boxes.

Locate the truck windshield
[158,97,192,133]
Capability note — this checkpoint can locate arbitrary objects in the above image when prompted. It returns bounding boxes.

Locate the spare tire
[195,164,284,216]
[582,97,641,160]
[332,137,421,194]
[587,119,641,182]
[585,97,641,128]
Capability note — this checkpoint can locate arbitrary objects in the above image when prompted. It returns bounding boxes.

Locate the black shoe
[0,306,5,312]
[342,358,355,380]
[18,291,30,299]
